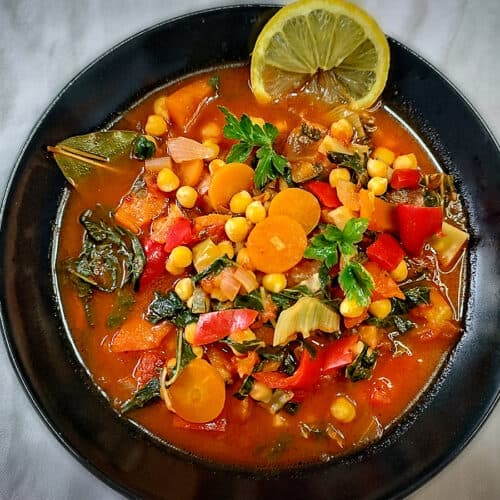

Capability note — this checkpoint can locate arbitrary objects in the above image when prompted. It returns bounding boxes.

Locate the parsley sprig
[304,218,374,306]
[219,106,288,190]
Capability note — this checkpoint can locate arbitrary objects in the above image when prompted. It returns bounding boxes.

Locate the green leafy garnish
[49,131,139,188]
[146,291,198,327]
[132,135,156,160]
[221,338,266,354]
[345,344,378,382]
[270,285,314,310]
[305,218,369,268]
[106,288,136,328]
[234,289,264,311]
[338,261,374,308]
[120,377,160,413]
[192,256,234,284]
[219,106,288,190]
[327,151,368,185]
[165,329,197,388]
[234,375,255,400]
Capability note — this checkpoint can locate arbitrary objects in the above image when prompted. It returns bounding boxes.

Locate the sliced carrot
[246,215,307,273]
[175,159,204,187]
[111,315,175,352]
[194,213,231,229]
[115,190,166,234]
[208,163,255,210]
[168,358,226,423]
[364,261,405,300]
[166,80,214,131]
[268,187,321,234]
[359,188,375,220]
[369,197,398,233]
[336,180,360,211]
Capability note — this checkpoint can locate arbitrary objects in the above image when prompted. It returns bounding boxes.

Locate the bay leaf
[52,130,139,187]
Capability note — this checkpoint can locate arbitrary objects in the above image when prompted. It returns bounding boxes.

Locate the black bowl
[1,5,499,499]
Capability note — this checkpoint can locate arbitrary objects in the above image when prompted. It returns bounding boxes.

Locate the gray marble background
[0,0,499,498]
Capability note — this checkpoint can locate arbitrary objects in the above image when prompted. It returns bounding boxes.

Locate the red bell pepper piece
[164,217,195,253]
[323,335,359,371]
[390,169,421,190]
[172,414,227,432]
[366,233,406,271]
[140,239,167,288]
[304,181,341,208]
[397,204,443,256]
[253,349,323,390]
[192,309,259,346]
[133,350,166,385]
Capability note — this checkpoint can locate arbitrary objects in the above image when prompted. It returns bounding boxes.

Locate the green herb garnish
[132,135,156,160]
[120,377,160,413]
[219,106,288,190]
[146,291,198,327]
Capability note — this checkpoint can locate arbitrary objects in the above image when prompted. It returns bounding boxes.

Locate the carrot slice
[247,215,307,273]
[336,180,360,211]
[359,188,375,220]
[175,159,204,187]
[208,163,255,210]
[364,261,405,300]
[369,197,398,233]
[168,358,226,423]
[166,80,214,130]
[268,187,321,234]
[111,316,175,352]
[115,189,166,234]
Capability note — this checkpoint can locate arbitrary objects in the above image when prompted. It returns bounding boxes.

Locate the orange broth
[56,65,466,467]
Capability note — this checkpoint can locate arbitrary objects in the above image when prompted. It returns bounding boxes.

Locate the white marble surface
[0,0,499,498]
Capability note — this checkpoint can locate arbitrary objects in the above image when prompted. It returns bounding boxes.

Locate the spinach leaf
[120,377,160,413]
[132,135,156,160]
[283,402,301,415]
[301,123,322,141]
[327,151,368,185]
[345,344,378,382]
[391,286,431,315]
[208,74,220,94]
[270,285,313,309]
[234,289,264,311]
[164,329,197,388]
[106,288,135,328]
[234,375,255,399]
[146,291,198,327]
[192,256,234,284]
[221,338,265,354]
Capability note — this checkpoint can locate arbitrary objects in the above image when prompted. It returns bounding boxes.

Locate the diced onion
[145,156,172,172]
[219,269,241,301]
[273,297,340,346]
[167,137,214,163]
[233,266,259,293]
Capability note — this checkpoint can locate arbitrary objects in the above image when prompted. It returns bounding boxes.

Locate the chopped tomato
[323,335,359,371]
[164,217,195,253]
[364,261,405,300]
[140,239,167,288]
[304,181,341,208]
[254,349,323,390]
[192,309,259,346]
[390,168,421,189]
[133,351,165,385]
[397,204,443,256]
[370,377,393,405]
[366,233,405,271]
[172,414,227,432]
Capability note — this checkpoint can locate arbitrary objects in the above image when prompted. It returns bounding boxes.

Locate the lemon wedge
[251,0,390,108]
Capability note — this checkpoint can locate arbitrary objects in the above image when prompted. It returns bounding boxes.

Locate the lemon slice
[251,0,390,108]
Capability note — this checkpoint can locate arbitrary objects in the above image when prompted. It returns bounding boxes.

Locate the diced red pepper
[172,414,227,432]
[397,204,443,256]
[304,181,341,208]
[390,169,421,190]
[133,350,166,385]
[253,349,323,390]
[192,309,259,346]
[163,217,195,253]
[366,233,406,271]
[140,239,167,288]
[323,335,359,371]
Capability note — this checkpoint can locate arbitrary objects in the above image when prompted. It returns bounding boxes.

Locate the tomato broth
[56,65,467,467]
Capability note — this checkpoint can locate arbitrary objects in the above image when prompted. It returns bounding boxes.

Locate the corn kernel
[245,200,266,223]
[169,246,193,268]
[201,121,222,142]
[390,260,408,282]
[145,114,168,136]
[330,118,353,143]
[393,153,418,170]
[202,139,220,161]
[250,116,265,127]
[208,158,225,175]
[229,190,252,214]
[358,325,379,349]
[192,346,204,358]
[250,381,273,403]
[165,258,184,276]
[339,297,365,318]
[329,167,351,188]
[217,240,235,259]
[367,176,388,196]
[153,96,169,121]
[225,217,250,243]
[176,185,198,208]
[236,247,254,270]
[184,322,197,344]
[174,277,194,302]
[328,205,355,231]
[369,299,392,319]
[330,396,356,423]
[367,158,388,178]
[373,146,395,166]
[157,168,180,192]
[262,273,287,293]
